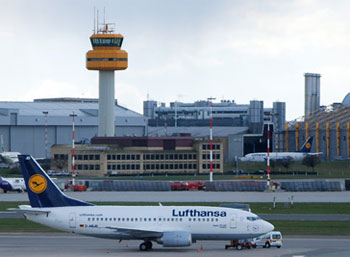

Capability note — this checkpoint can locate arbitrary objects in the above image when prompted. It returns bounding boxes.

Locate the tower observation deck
[86,23,128,136]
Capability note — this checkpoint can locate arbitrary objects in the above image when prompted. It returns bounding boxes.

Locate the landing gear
[139,241,153,251]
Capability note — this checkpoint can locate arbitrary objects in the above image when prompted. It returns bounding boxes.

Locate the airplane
[240,136,322,162]
[11,155,274,251]
[0,175,26,193]
[0,151,21,167]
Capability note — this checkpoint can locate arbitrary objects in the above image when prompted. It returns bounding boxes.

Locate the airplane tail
[18,155,93,208]
[299,136,313,153]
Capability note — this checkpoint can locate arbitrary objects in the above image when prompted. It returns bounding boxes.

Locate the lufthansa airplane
[13,155,274,251]
[240,136,322,162]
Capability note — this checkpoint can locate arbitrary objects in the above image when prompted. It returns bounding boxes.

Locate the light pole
[43,111,48,159]
[208,97,216,182]
[70,112,77,186]
[267,119,271,188]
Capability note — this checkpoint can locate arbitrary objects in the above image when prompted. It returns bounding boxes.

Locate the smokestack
[304,73,321,117]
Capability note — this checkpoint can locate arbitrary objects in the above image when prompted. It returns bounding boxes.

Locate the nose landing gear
[139,241,153,251]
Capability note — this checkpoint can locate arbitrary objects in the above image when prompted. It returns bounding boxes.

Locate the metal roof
[0,101,142,118]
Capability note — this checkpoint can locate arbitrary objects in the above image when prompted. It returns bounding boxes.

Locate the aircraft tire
[139,243,147,251]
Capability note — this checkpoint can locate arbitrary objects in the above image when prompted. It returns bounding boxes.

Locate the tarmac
[1,233,350,257]
[1,191,350,202]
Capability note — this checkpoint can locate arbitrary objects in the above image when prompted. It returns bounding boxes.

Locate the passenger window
[126,218,129,221]
[153,218,156,221]
[97,218,99,221]
[92,218,95,221]
[122,218,125,221]
[88,218,90,221]
[113,218,116,221]
[131,218,134,222]
[144,218,147,221]
[148,218,151,221]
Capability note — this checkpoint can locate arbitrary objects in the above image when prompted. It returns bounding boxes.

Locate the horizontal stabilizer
[8,205,50,215]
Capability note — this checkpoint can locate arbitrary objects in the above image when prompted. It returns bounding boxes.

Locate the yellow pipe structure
[315,122,320,153]
[295,123,299,151]
[305,122,309,140]
[336,122,340,156]
[285,123,289,152]
[347,122,350,158]
[326,122,330,159]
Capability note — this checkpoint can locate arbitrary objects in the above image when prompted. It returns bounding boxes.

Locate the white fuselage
[240,152,307,162]
[25,206,273,241]
[1,177,26,191]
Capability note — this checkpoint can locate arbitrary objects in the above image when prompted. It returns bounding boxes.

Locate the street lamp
[42,111,48,159]
[70,112,77,186]
[207,97,216,182]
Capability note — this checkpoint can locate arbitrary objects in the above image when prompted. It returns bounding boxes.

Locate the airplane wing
[104,226,163,238]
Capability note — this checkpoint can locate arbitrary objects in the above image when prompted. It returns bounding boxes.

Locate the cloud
[21,79,95,101]
[116,82,144,114]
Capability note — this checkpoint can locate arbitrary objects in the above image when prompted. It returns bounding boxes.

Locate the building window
[95,164,100,170]
[95,155,100,160]
[107,155,111,160]
[202,145,207,150]
[89,155,94,160]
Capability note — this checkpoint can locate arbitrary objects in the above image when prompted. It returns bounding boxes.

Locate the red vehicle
[225,239,256,250]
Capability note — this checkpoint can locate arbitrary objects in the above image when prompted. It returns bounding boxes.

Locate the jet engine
[159,231,192,247]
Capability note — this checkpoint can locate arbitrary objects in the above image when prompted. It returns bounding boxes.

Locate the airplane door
[230,214,237,228]
[69,213,76,228]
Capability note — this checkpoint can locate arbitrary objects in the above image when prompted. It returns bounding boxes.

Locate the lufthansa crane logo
[28,174,47,194]
[305,142,311,149]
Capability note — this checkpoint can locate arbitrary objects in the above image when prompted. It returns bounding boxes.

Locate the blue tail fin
[299,136,313,153]
[18,155,93,208]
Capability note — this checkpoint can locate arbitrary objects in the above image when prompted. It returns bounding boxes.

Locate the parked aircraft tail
[299,136,313,153]
[18,155,93,208]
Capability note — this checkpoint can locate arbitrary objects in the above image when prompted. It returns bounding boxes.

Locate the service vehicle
[255,231,282,248]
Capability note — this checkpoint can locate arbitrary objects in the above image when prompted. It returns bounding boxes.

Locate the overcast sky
[1,0,350,120]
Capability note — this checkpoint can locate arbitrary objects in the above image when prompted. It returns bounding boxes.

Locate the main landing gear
[139,241,153,251]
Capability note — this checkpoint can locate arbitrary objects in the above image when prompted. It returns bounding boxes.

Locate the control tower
[86,23,128,136]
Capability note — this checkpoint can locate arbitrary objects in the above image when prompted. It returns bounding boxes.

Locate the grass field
[1,201,350,235]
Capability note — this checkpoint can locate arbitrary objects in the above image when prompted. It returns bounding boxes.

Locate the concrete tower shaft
[304,73,320,117]
[86,27,128,137]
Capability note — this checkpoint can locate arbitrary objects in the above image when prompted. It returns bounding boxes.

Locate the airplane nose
[264,221,274,233]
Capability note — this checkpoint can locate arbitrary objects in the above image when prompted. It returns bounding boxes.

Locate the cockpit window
[246,216,261,221]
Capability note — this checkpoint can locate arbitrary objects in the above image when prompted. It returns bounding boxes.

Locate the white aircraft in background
[240,136,322,162]
[0,175,26,193]
[0,151,21,167]
[11,155,274,251]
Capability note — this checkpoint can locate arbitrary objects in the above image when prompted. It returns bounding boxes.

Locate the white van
[255,231,282,248]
